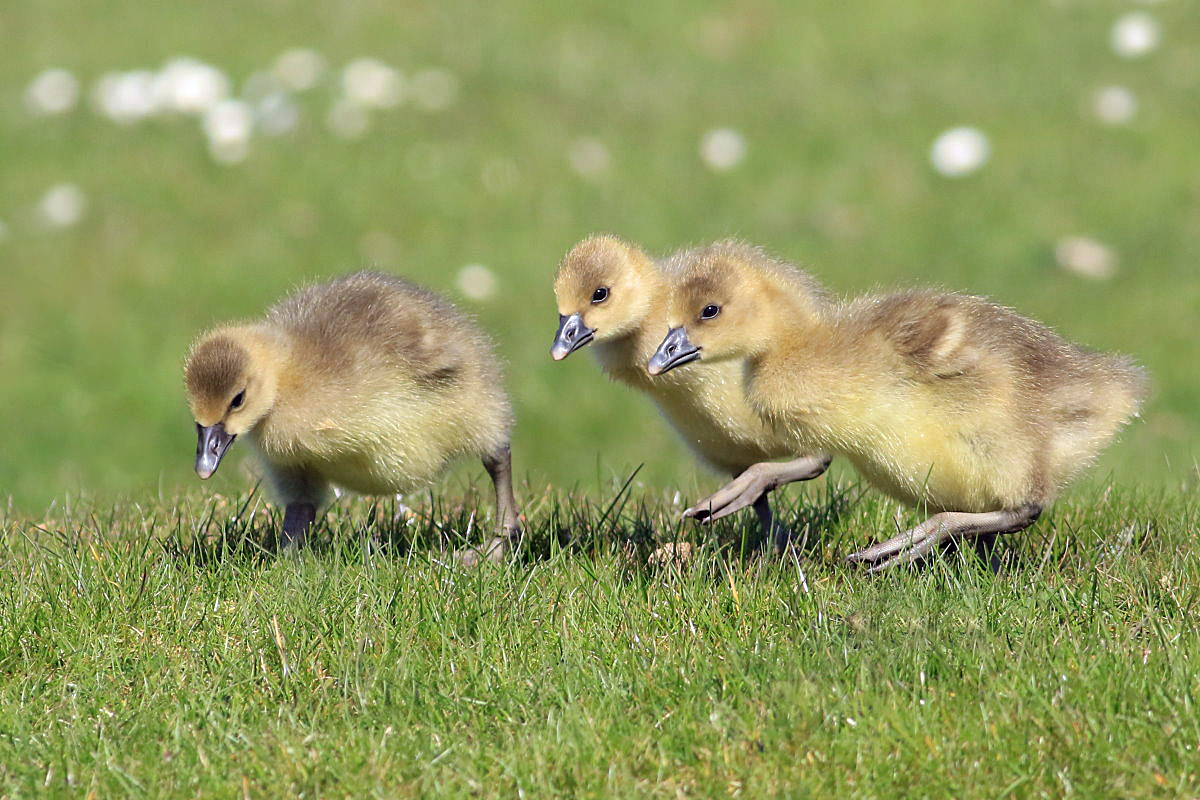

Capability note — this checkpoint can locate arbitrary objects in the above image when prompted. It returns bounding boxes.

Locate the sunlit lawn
[1,2,1198,796]
[1,483,1197,797]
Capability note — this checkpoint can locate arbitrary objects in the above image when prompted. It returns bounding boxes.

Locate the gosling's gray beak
[550,313,594,361]
[195,422,236,479]
[647,327,701,375]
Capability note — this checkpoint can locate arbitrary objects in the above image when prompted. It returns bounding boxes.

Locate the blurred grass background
[1,0,1196,512]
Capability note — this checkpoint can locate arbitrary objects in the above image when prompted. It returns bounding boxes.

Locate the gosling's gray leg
[751,493,797,554]
[270,465,327,552]
[456,443,522,566]
[847,504,1043,573]
[684,454,832,525]
[281,502,317,550]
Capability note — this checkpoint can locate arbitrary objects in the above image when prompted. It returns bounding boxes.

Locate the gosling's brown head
[648,241,822,375]
[550,235,659,360]
[183,328,281,479]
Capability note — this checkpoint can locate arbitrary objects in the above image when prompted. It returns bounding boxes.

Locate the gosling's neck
[592,326,650,385]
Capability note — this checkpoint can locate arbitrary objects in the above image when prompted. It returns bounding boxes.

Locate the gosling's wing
[269,271,497,386]
[866,290,986,381]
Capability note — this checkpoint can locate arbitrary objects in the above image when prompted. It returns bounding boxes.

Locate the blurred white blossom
[37,184,87,228]
[341,58,404,108]
[203,99,253,142]
[457,264,497,300]
[156,58,230,114]
[567,137,612,178]
[273,48,326,91]
[700,128,747,171]
[1111,12,1161,59]
[92,70,160,124]
[25,68,80,115]
[203,100,253,163]
[1056,236,1118,280]
[929,127,990,177]
[1093,86,1137,125]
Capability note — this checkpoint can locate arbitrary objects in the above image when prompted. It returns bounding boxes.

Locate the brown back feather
[266,271,497,390]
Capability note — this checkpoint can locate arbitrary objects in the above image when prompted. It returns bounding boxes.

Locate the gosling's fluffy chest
[250,382,495,496]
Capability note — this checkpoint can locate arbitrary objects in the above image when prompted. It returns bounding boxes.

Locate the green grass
[2,482,1197,797]
[1,0,1197,510]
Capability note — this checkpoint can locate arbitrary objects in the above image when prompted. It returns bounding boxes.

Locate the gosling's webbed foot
[684,455,832,524]
[847,505,1042,573]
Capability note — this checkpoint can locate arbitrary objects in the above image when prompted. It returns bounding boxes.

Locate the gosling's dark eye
[591,287,609,304]
[230,390,245,410]
[700,304,721,320]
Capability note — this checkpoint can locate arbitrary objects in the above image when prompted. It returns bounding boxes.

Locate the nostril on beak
[666,344,677,356]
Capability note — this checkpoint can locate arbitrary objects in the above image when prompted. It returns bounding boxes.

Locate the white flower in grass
[929,127,990,177]
[273,48,326,91]
[567,137,612,178]
[1111,12,1160,59]
[1055,236,1118,280]
[92,70,160,124]
[457,264,497,301]
[203,99,253,141]
[156,58,230,114]
[203,100,254,164]
[38,184,87,228]
[26,68,80,115]
[1093,86,1137,125]
[342,58,404,108]
[700,128,747,171]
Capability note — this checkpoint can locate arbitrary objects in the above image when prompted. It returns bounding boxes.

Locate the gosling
[551,235,830,550]
[648,247,1146,570]
[184,271,520,562]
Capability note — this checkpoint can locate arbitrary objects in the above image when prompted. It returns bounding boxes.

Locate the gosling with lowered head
[184,271,520,562]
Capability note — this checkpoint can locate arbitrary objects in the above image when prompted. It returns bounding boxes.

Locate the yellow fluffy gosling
[551,235,830,550]
[648,248,1146,570]
[184,271,520,561]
